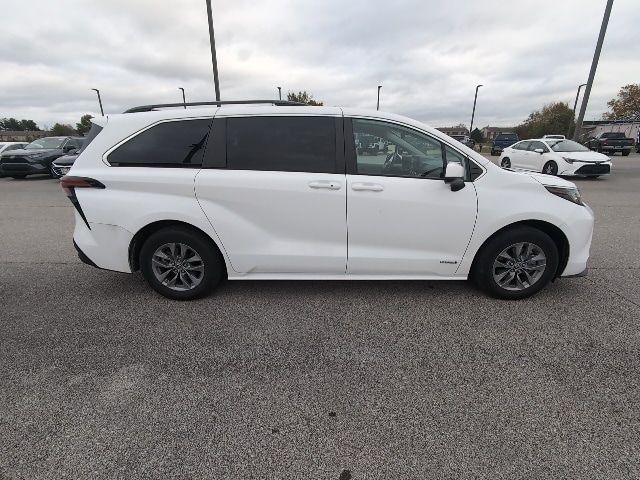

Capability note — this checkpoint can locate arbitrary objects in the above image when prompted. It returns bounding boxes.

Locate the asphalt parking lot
[1,154,640,479]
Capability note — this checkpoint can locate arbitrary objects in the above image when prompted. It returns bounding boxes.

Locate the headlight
[545,186,584,206]
[562,157,576,164]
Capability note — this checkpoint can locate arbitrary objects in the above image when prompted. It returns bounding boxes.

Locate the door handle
[308,180,341,190]
[351,182,384,192]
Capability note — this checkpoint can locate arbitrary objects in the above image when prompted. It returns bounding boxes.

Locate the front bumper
[560,162,612,176]
[560,203,594,277]
[0,160,48,176]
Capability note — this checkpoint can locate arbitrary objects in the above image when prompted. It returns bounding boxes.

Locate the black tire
[472,226,559,300]
[622,150,630,157]
[11,175,26,179]
[597,145,603,153]
[490,149,497,156]
[139,226,224,300]
[542,161,558,175]
[500,157,511,169]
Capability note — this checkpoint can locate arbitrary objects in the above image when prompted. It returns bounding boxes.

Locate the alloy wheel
[492,242,547,291]
[151,242,205,291]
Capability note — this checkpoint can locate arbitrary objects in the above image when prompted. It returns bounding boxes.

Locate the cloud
[0,0,638,129]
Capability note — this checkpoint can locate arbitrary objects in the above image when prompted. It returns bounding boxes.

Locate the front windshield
[547,139,590,152]
[25,137,66,150]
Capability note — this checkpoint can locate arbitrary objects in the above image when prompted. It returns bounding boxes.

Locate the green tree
[514,102,574,139]
[0,118,40,131]
[50,123,76,136]
[76,114,94,135]
[287,91,323,106]
[470,128,484,144]
[603,84,640,120]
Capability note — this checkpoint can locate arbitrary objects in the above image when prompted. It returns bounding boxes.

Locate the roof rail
[123,100,306,113]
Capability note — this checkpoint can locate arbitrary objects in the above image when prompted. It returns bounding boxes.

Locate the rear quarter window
[108,118,212,167]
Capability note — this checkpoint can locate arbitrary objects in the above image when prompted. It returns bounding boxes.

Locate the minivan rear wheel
[140,227,224,300]
[472,226,559,300]
[500,157,511,169]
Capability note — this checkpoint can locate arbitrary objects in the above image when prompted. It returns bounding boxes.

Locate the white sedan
[499,138,612,177]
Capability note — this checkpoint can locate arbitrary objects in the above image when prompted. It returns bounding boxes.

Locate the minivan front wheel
[472,226,559,299]
[140,227,224,300]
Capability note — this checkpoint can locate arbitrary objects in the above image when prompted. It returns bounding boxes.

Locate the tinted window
[109,119,212,167]
[352,119,445,179]
[227,116,336,173]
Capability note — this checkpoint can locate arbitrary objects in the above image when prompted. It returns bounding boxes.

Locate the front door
[195,115,347,274]
[346,118,478,276]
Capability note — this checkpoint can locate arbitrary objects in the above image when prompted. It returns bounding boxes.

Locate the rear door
[195,114,347,274]
[509,141,529,169]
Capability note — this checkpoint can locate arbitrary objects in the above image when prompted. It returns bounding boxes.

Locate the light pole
[91,88,104,116]
[376,85,382,110]
[278,87,282,100]
[573,0,614,141]
[178,87,186,109]
[569,83,587,137]
[205,0,221,103]
[469,84,483,135]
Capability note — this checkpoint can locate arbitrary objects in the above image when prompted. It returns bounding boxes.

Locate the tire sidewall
[501,157,511,168]
[473,226,559,300]
[140,228,223,300]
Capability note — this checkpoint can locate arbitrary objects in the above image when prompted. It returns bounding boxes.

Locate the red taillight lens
[60,176,105,196]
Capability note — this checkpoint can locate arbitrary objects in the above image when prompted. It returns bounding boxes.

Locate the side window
[352,118,445,179]
[227,116,336,173]
[515,141,530,151]
[108,118,212,167]
[528,141,548,152]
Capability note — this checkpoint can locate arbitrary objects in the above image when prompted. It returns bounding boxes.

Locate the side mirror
[444,163,465,192]
[534,148,544,154]
[63,145,76,153]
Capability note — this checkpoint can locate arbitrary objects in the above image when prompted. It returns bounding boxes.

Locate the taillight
[60,176,105,229]
[60,176,105,196]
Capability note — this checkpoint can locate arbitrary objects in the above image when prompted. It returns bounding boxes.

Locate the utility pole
[377,85,382,110]
[278,87,282,100]
[178,87,186,109]
[91,88,104,116]
[573,0,614,141]
[205,0,221,103]
[569,83,587,136]
[469,84,483,134]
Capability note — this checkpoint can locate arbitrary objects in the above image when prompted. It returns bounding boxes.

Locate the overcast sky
[1,0,638,130]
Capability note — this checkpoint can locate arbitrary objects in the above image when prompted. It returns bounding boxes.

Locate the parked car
[63,101,593,301]
[500,138,611,177]
[450,134,475,149]
[0,142,28,155]
[355,134,387,155]
[51,150,83,179]
[491,132,519,156]
[0,136,84,178]
[543,134,565,140]
[584,132,634,156]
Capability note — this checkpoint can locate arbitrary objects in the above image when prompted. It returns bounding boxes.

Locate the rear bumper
[73,212,133,273]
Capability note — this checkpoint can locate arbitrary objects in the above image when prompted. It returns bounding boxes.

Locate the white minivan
[62,100,594,300]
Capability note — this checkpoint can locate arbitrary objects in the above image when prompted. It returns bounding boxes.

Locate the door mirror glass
[444,162,465,179]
